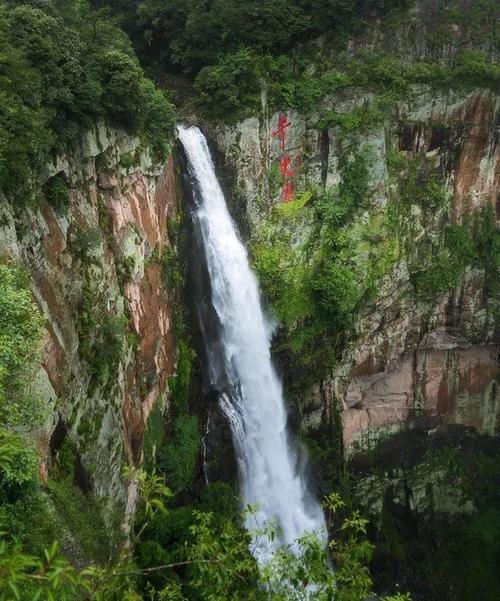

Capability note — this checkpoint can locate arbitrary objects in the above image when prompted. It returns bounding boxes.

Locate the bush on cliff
[0,262,46,430]
[0,0,175,202]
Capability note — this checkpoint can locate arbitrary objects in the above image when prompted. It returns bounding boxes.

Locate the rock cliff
[208,69,499,594]
[211,87,499,455]
[0,122,179,523]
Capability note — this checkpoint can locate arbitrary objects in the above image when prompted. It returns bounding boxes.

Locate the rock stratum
[0,123,179,522]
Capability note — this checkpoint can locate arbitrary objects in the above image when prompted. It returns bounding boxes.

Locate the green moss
[446,224,477,264]
[167,213,182,244]
[411,250,462,298]
[76,415,93,442]
[77,277,128,394]
[411,210,498,301]
[317,102,386,134]
[384,150,492,302]
[399,167,448,211]
[71,227,102,262]
[267,162,283,199]
[143,399,166,474]
[117,254,136,286]
[119,151,136,170]
[47,439,123,562]
[252,148,400,383]
[161,246,184,289]
[169,339,196,413]
[275,190,313,220]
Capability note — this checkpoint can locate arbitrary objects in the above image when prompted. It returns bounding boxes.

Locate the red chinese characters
[272,113,291,151]
[272,112,295,202]
[279,155,295,178]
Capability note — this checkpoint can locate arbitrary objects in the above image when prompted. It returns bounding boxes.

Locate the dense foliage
[93,0,498,117]
[1,459,412,600]
[251,146,399,386]
[0,0,175,203]
[94,0,412,71]
[349,428,500,601]
[0,262,45,429]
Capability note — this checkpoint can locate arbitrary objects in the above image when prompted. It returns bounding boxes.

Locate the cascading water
[178,125,326,563]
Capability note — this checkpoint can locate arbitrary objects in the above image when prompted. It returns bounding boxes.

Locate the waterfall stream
[178,125,326,563]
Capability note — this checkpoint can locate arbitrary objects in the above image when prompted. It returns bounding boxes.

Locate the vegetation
[91,0,497,118]
[349,428,500,601]
[158,414,199,494]
[47,438,122,562]
[474,204,500,323]
[43,172,70,215]
[0,0,175,204]
[253,124,497,399]
[252,148,398,384]
[0,261,46,430]
[0,1,498,601]
[77,277,129,394]
[1,425,412,601]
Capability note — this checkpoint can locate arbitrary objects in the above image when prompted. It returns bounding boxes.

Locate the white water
[178,125,326,563]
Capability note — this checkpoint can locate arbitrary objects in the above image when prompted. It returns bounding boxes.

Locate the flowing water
[178,125,325,563]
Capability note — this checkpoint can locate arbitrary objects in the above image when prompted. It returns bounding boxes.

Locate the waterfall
[178,125,326,563]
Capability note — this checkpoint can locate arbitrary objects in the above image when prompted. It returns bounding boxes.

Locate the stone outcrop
[0,122,179,519]
[210,87,499,452]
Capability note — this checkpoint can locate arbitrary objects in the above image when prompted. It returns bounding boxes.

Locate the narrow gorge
[178,125,325,561]
[0,1,498,600]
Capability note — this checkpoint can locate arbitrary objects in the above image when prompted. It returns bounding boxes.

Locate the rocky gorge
[0,1,498,599]
[0,123,180,542]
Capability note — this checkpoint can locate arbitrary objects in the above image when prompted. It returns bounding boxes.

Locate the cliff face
[0,123,179,521]
[211,88,499,453]
[208,70,499,593]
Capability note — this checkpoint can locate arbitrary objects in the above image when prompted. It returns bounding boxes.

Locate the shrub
[159,245,184,289]
[72,227,102,260]
[445,224,477,265]
[311,260,363,330]
[43,172,70,214]
[412,224,479,299]
[195,49,261,117]
[317,102,385,134]
[411,250,461,299]
[47,439,121,562]
[0,429,37,499]
[77,279,128,392]
[453,49,500,89]
[170,340,196,412]
[0,262,46,430]
[399,163,448,210]
[199,482,240,522]
[158,415,199,494]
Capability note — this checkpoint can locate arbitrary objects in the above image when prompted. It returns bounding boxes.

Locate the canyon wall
[211,88,499,454]
[208,71,499,592]
[0,122,179,523]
